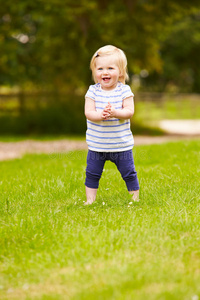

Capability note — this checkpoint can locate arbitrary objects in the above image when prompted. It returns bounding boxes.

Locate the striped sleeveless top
[85,82,134,152]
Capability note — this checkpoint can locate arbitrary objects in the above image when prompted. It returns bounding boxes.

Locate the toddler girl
[84,45,139,204]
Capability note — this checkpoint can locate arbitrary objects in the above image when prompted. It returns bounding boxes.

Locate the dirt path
[0,135,199,161]
[159,120,200,135]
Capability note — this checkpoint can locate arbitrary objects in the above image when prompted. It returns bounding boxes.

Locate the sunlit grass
[0,140,200,299]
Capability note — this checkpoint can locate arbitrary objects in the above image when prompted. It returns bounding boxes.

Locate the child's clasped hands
[102,102,116,120]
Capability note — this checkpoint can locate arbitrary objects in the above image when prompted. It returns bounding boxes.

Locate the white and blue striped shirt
[85,82,134,152]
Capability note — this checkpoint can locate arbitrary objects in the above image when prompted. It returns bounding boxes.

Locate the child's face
[94,55,121,90]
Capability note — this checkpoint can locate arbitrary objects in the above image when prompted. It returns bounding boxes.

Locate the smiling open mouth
[103,77,110,81]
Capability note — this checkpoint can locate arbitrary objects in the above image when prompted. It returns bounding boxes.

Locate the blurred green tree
[0,0,200,91]
[145,13,200,92]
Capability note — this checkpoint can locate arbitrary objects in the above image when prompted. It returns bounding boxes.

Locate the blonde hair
[90,45,129,84]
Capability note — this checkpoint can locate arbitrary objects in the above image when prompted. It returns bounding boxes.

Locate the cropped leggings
[85,150,139,191]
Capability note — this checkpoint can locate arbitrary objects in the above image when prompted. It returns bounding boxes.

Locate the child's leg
[84,150,105,205]
[113,150,140,201]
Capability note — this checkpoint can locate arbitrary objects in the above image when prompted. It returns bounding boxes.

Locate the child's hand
[102,102,111,119]
[101,102,116,119]
[105,102,116,118]
[101,109,110,120]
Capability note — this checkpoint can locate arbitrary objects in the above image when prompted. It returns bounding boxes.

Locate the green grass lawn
[0,140,200,299]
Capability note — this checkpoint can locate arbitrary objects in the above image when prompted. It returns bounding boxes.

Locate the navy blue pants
[85,150,139,191]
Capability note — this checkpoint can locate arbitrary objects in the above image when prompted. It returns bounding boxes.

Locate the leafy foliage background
[1,0,200,92]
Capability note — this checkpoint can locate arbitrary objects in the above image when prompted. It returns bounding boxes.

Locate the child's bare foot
[133,196,140,202]
[84,200,95,205]
[129,190,140,202]
[85,187,97,205]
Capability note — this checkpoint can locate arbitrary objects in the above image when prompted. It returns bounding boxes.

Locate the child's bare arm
[85,97,110,121]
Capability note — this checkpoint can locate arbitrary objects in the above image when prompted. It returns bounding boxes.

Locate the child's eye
[108,67,113,70]
[98,68,103,70]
